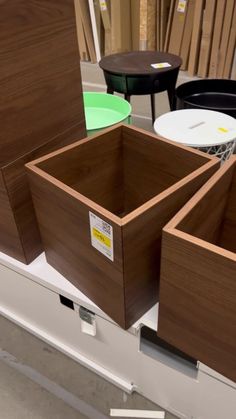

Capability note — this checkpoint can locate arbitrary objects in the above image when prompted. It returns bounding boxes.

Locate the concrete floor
[0,62,188,419]
[0,315,177,419]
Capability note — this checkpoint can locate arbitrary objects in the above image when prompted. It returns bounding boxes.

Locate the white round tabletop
[154,109,236,147]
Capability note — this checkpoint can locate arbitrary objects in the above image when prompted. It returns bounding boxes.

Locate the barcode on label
[89,211,114,261]
[102,221,111,235]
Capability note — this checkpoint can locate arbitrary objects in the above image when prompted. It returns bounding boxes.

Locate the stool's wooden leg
[107,87,114,94]
[124,94,131,102]
[151,94,155,124]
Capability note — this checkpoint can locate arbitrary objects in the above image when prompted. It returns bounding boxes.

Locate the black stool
[99,51,182,124]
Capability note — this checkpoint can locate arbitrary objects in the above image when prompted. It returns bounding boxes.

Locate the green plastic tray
[83,92,132,132]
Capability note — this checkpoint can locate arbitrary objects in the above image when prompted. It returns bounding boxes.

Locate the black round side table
[99,51,182,124]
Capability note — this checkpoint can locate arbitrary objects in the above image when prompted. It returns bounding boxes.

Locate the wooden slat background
[77,0,236,79]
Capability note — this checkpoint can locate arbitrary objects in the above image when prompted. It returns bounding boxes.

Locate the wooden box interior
[37,125,210,218]
[177,160,236,254]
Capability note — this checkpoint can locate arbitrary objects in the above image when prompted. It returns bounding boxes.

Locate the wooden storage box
[0,0,86,264]
[158,156,236,382]
[26,124,219,328]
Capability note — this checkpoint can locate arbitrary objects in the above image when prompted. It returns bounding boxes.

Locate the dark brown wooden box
[0,0,86,264]
[158,156,236,382]
[26,124,219,328]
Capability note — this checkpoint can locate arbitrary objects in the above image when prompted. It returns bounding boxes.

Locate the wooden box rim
[26,123,218,227]
[163,156,236,262]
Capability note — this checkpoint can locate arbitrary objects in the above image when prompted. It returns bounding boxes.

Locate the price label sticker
[177,0,187,13]
[89,212,114,261]
[99,0,107,11]
[151,62,172,69]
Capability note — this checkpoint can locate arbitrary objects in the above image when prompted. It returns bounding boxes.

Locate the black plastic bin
[176,79,236,118]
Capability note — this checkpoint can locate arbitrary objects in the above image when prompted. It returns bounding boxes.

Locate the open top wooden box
[158,156,236,382]
[26,124,219,328]
[0,0,86,264]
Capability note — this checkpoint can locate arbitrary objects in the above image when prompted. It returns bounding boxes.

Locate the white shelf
[0,251,158,333]
[0,250,235,419]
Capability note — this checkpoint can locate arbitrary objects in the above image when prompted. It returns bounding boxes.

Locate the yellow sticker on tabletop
[151,62,171,69]
[218,127,229,133]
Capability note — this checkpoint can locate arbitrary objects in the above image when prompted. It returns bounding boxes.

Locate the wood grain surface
[36,127,124,216]
[158,156,236,382]
[27,124,219,328]
[26,167,126,326]
[208,0,227,77]
[177,161,235,245]
[0,0,86,263]
[0,171,24,260]
[219,160,236,254]
[188,0,204,75]
[122,125,209,214]
[197,0,216,78]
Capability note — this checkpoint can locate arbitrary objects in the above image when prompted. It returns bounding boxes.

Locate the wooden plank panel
[156,0,161,50]
[140,0,148,50]
[74,0,90,61]
[111,0,131,53]
[180,0,195,70]
[217,0,234,77]
[131,0,141,50]
[188,0,204,75]
[197,0,216,78]
[160,0,171,51]
[147,0,157,50]
[77,0,97,63]
[139,0,157,51]
[94,0,104,55]
[223,2,236,78]
[208,0,226,78]
[231,48,236,79]
[164,0,175,52]
[99,0,112,55]
[168,0,188,55]
[88,0,101,61]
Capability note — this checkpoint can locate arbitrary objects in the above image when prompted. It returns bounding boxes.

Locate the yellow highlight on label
[92,228,111,248]
[218,127,229,133]
[99,0,107,11]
